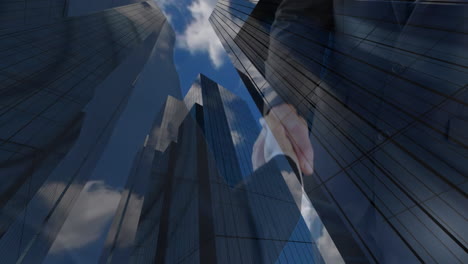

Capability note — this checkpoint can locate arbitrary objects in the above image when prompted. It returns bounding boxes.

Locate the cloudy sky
[153,0,256,105]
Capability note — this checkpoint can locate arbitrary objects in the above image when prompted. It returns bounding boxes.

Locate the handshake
[252,104,314,176]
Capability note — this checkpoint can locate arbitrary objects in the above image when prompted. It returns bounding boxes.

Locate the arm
[253,0,334,176]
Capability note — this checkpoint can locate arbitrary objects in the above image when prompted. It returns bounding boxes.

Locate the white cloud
[153,0,171,9]
[317,226,345,264]
[301,191,345,264]
[152,0,173,23]
[45,181,122,254]
[176,0,225,68]
[231,130,243,145]
[165,12,173,24]
[282,170,345,264]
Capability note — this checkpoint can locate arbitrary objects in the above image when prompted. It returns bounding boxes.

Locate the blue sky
[153,0,260,117]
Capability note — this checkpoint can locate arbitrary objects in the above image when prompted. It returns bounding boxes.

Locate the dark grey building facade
[210,0,467,263]
[0,1,179,263]
[0,0,68,30]
[184,74,261,183]
[97,75,326,263]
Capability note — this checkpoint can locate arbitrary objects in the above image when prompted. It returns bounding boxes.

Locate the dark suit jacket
[263,0,467,262]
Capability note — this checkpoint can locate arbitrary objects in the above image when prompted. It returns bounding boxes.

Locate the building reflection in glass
[0,1,178,263]
[0,0,466,262]
[210,0,467,263]
[97,74,333,263]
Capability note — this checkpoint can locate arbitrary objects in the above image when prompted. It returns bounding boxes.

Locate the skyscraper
[0,0,68,30]
[98,96,188,264]
[0,1,180,263]
[98,74,327,263]
[184,74,260,183]
[210,0,467,263]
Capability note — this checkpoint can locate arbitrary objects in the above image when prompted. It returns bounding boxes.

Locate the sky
[153,0,260,117]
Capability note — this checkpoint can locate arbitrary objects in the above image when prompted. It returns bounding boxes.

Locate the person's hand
[252,104,314,175]
[252,114,299,172]
[252,127,267,171]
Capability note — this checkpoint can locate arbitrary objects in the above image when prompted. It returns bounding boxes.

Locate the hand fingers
[270,105,314,175]
[285,116,314,175]
[252,128,266,170]
[264,112,300,171]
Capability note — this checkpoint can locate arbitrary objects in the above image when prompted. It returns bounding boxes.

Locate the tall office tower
[210,0,467,263]
[0,0,146,30]
[98,96,189,264]
[67,0,147,16]
[184,74,260,183]
[98,75,327,263]
[0,0,68,30]
[0,1,179,263]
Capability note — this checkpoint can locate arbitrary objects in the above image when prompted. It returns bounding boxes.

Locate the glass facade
[0,1,175,263]
[184,74,261,183]
[1,0,466,263]
[0,0,68,30]
[99,75,329,263]
[210,0,467,263]
[67,0,146,17]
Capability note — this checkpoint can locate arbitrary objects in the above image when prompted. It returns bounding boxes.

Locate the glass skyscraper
[0,1,179,263]
[1,0,466,263]
[184,74,261,183]
[210,0,467,263]
[0,0,68,30]
[96,75,331,263]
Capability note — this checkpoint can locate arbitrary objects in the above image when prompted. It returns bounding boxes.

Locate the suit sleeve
[263,0,335,114]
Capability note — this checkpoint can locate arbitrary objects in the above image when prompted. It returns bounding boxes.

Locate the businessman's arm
[253,104,314,175]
